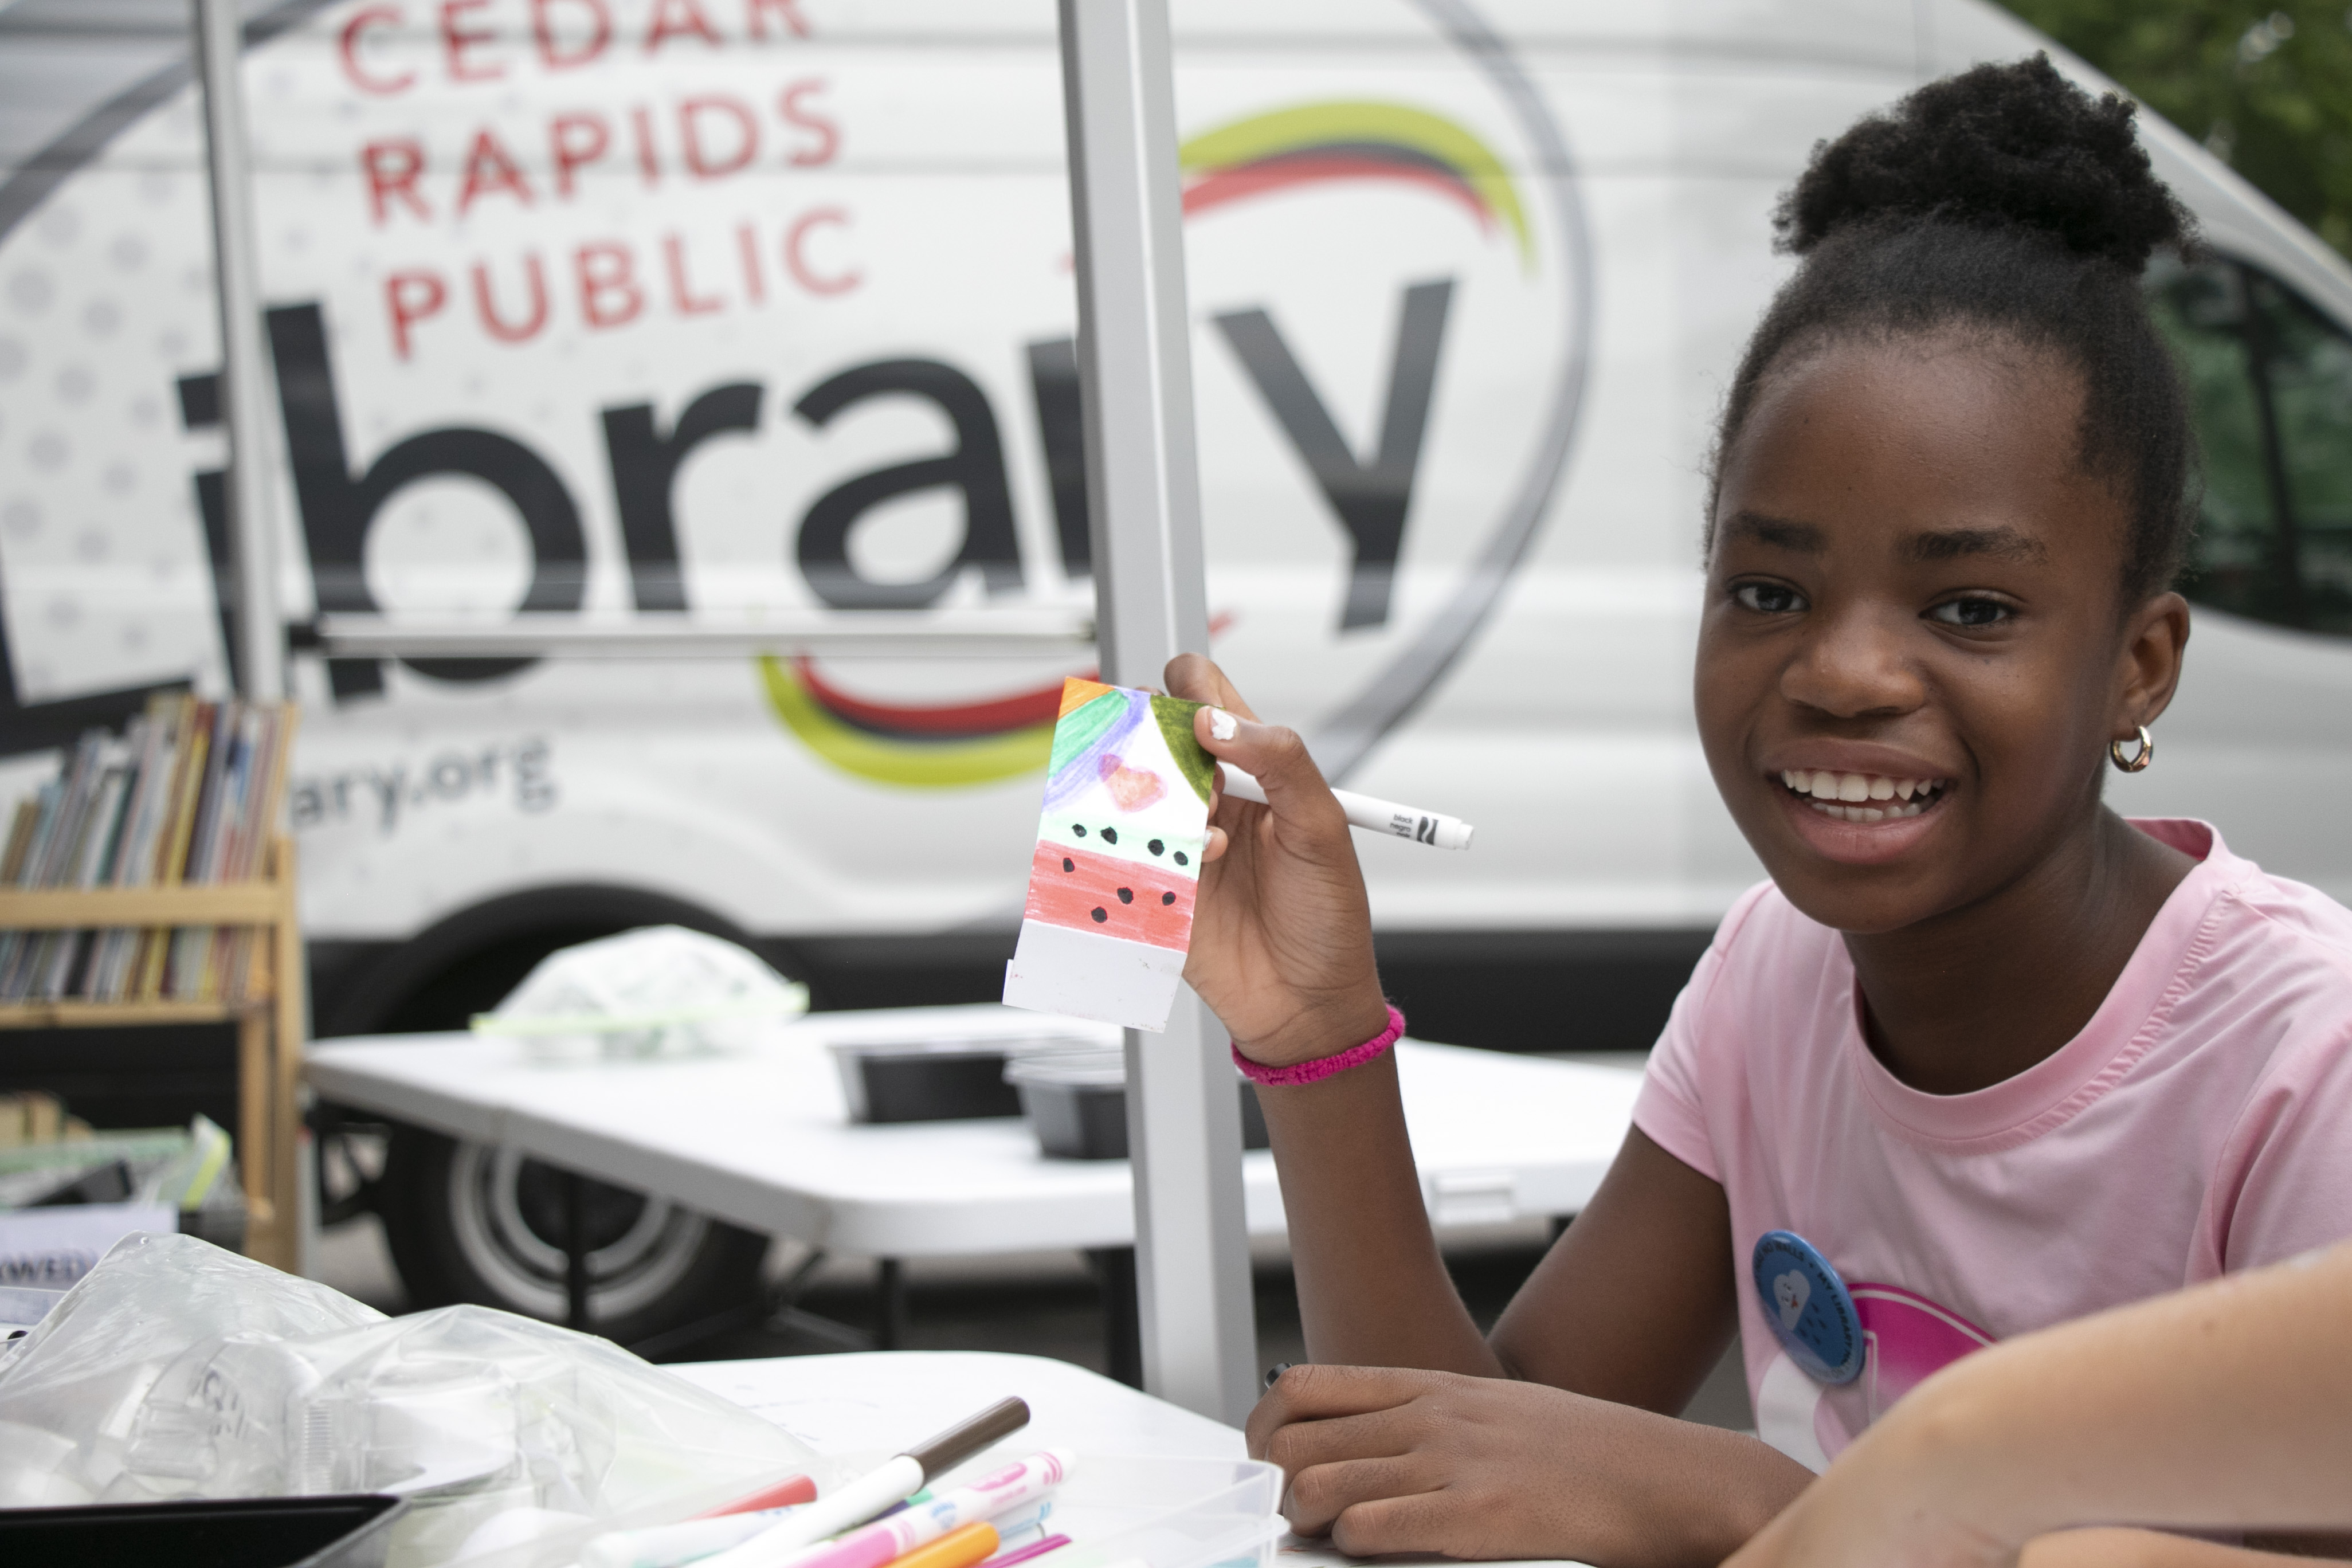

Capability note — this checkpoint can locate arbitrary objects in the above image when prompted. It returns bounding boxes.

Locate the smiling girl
[1170,56,2352,1568]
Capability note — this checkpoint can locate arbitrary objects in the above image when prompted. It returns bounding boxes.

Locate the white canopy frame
[1057,0,1258,1424]
[191,0,284,703]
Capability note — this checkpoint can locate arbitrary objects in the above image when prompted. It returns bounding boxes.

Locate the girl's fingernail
[1208,708,1238,742]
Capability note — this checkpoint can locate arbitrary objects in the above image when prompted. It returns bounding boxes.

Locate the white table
[675,1348,1248,1461]
[675,1350,1586,1568]
[310,1004,1640,1251]
[307,1005,1641,1355]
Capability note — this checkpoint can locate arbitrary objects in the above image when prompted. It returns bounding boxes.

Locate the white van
[4,0,2350,1338]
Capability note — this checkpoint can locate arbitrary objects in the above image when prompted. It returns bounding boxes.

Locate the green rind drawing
[1150,695,1217,806]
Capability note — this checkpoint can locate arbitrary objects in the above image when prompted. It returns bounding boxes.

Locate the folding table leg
[876,1257,906,1350]
[758,1247,876,1354]
[1089,1247,1142,1389]
[562,1170,593,1334]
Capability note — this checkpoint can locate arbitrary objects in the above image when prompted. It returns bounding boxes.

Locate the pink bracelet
[1232,1003,1405,1087]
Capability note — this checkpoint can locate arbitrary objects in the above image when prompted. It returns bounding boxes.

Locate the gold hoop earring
[2110,725,2153,773]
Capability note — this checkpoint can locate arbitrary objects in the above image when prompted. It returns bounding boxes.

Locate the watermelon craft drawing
[1002,678,1216,1031]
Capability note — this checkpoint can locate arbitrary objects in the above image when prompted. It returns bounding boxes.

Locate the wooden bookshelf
[0,836,305,1271]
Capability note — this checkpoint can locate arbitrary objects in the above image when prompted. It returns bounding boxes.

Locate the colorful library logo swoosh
[1179,101,1534,270]
[759,656,1063,788]
[767,618,1232,790]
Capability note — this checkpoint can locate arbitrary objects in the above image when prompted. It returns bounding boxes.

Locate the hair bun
[1775,53,2193,269]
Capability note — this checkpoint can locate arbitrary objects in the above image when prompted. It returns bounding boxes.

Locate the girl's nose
[1780,607,1924,720]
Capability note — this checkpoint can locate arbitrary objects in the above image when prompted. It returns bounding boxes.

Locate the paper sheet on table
[1002,679,1214,1032]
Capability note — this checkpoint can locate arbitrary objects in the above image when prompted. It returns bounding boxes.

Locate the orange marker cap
[883,1521,999,1568]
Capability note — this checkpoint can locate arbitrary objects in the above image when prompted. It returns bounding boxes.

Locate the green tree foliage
[2005,1,2352,255]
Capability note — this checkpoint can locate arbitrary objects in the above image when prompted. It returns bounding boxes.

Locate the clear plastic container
[1037,1453,1283,1568]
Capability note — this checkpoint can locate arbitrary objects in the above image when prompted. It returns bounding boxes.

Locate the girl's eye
[1732,582,1807,614]
[1929,597,2012,628]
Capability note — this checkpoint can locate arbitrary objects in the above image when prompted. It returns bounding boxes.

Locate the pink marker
[720,1451,1073,1568]
[704,1475,820,1518]
[982,1534,1071,1568]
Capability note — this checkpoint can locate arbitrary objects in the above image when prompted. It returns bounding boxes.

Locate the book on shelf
[0,696,299,1006]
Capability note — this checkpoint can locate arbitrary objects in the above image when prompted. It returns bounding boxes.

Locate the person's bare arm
[1489,1126,1747,1409]
[1251,1049,1498,1375]
[1726,1244,2352,1568]
[1173,650,1739,1392]
[1242,1117,1816,1566]
[1260,1053,1746,1415]
[1170,653,1816,1564]
[2026,1530,2349,1568]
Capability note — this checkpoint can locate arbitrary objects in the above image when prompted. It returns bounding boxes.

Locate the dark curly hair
[1708,54,2201,605]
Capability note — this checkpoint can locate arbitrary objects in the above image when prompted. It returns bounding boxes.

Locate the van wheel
[378,1122,767,1346]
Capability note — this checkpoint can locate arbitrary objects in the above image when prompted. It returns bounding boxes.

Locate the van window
[2149,256,2352,634]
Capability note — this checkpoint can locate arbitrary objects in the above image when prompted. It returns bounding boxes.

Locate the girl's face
[1696,334,2184,935]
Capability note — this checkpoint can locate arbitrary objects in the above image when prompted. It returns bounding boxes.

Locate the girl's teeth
[1782,770,1946,808]
[1805,801,1921,823]
[1784,773,1946,823]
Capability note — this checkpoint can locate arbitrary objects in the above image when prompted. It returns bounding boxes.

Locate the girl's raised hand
[1167,653,1388,1065]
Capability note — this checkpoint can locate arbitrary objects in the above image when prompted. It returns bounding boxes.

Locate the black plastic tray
[1008,1055,1269,1159]
[830,1036,1090,1122]
[0,1493,408,1568]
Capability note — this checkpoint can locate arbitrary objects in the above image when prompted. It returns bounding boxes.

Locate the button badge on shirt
[1753,1230,1863,1384]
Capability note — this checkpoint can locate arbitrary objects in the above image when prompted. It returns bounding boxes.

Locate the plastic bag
[0,1233,836,1567]
[472,925,811,1061]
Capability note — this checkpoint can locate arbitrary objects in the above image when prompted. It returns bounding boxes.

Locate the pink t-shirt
[1634,820,2352,1471]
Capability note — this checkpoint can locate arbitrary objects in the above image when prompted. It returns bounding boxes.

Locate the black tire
[378,1120,768,1346]
[326,892,793,1344]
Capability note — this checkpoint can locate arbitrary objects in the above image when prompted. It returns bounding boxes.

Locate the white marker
[619,1398,1028,1568]
[1218,767,1473,850]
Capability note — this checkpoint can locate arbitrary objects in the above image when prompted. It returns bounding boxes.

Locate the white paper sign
[0,1205,171,1289]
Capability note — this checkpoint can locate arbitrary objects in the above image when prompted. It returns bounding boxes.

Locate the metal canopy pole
[1057,0,1257,1424]
[192,0,284,702]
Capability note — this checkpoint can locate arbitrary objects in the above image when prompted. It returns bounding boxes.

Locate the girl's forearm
[2022,1527,2333,1568]
[1256,1052,1503,1375]
[1880,1246,2352,1546]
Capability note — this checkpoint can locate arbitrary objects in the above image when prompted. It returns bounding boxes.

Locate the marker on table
[584,1398,1030,1568]
[883,1521,999,1568]
[711,1449,1073,1568]
[981,1533,1070,1568]
[583,1500,811,1568]
[704,1475,821,1518]
[586,1496,1048,1568]
[1218,767,1473,851]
